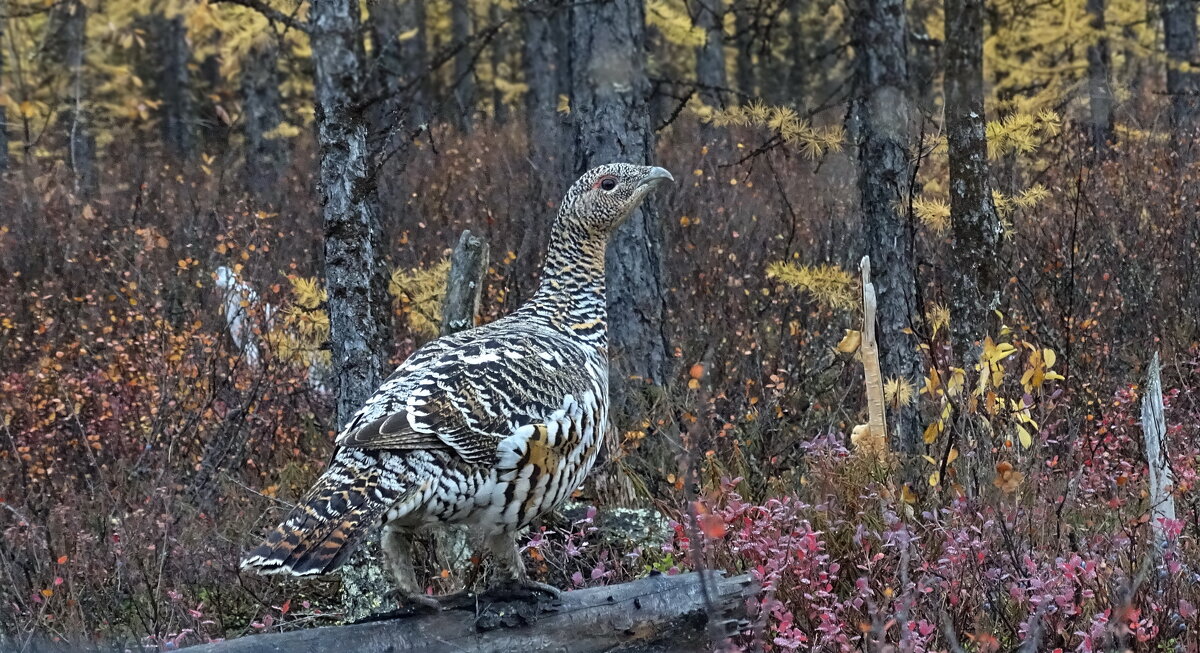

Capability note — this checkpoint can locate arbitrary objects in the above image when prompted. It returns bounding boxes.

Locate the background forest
[1,0,1199,650]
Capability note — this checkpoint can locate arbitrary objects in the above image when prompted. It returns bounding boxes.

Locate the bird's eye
[598,176,617,191]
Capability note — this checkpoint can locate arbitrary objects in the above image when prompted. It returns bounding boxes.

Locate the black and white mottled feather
[241,163,673,600]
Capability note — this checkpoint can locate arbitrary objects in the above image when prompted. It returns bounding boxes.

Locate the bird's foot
[384,589,443,613]
[482,578,563,602]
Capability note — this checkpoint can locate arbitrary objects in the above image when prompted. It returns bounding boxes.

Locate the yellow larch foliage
[711,101,844,158]
[389,259,451,338]
[766,262,857,311]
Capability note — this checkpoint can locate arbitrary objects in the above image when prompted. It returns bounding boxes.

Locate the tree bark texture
[692,0,728,109]
[241,38,285,199]
[310,0,391,431]
[441,229,489,335]
[1086,0,1114,153]
[179,572,755,653]
[850,0,924,471]
[1162,0,1200,128]
[450,0,475,131]
[945,0,1002,365]
[570,0,670,389]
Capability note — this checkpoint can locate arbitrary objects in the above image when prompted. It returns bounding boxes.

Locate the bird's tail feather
[240,450,407,576]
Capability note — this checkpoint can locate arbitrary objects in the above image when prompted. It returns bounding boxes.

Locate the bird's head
[558,163,674,237]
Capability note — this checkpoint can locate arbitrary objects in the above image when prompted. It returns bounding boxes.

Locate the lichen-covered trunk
[450,0,475,131]
[310,0,391,431]
[155,15,195,160]
[519,1,571,300]
[240,39,285,199]
[1086,0,1114,154]
[1163,0,1199,128]
[570,0,669,390]
[692,0,727,109]
[945,0,1001,365]
[850,0,923,475]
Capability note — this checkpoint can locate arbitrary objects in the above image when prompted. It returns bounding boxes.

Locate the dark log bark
[241,39,285,199]
[1162,0,1199,128]
[181,572,754,653]
[441,229,489,335]
[850,0,924,481]
[945,0,1002,364]
[570,0,669,389]
[450,0,476,131]
[692,0,728,109]
[1086,0,1114,154]
[310,0,391,431]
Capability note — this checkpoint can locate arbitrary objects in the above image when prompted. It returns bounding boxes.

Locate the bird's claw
[483,579,563,602]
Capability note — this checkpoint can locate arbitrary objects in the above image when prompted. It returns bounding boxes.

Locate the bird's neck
[519,219,609,349]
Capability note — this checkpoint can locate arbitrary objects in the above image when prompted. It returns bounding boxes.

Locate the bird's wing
[334,329,597,466]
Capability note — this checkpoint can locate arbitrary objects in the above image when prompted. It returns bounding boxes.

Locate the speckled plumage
[241,163,673,599]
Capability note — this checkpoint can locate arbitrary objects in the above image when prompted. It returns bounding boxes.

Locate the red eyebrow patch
[592,175,616,189]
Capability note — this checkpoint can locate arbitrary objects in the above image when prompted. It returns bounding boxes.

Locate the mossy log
[184,571,754,653]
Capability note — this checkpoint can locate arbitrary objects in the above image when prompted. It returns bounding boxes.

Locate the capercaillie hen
[240,163,673,606]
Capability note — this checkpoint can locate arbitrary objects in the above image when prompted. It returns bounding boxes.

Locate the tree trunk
[1163,0,1199,129]
[155,15,195,160]
[850,0,923,484]
[692,0,728,110]
[441,229,489,334]
[450,0,475,131]
[734,1,756,97]
[0,14,6,173]
[571,0,668,390]
[45,0,96,195]
[310,0,391,432]
[490,3,511,124]
[519,0,571,300]
[945,0,1002,364]
[1141,352,1175,556]
[241,38,285,199]
[368,0,428,136]
[1086,0,1114,154]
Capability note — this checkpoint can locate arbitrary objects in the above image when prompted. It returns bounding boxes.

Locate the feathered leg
[381,525,440,609]
[484,532,562,599]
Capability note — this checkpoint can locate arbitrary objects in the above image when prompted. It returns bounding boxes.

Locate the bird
[240,163,674,606]
[214,266,270,367]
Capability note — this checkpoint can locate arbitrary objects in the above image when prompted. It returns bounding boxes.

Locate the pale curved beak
[638,166,674,188]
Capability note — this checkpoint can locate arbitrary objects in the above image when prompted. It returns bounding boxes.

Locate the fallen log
[184,571,754,653]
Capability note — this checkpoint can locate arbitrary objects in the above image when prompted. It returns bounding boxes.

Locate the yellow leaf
[929,471,940,486]
[923,420,940,444]
[836,329,862,354]
[1042,348,1056,368]
[1017,424,1032,449]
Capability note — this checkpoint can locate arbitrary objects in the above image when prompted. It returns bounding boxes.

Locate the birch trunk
[1142,352,1176,554]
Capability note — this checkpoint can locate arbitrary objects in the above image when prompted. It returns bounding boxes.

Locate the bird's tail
[240,449,409,576]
